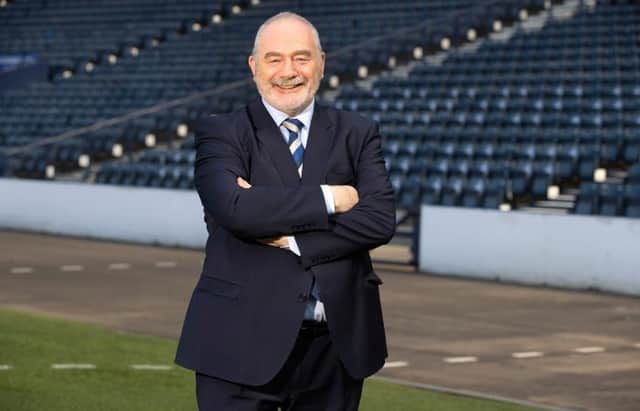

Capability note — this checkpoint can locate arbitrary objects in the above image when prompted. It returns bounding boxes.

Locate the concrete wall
[419,205,640,296]
[0,178,207,248]
[3,179,639,295]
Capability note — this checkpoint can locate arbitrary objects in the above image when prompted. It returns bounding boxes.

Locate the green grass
[0,310,541,411]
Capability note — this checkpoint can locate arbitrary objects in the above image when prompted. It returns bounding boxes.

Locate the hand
[256,236,289,249]
[329,185,359,213]
[237,177,251,189]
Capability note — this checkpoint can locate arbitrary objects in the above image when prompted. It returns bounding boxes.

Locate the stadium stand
[0,0,228,77]
[333,0,640,216]
[0,0,524,180]
[1,0,638,221]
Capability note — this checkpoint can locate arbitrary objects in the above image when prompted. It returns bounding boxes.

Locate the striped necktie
[282,118,305,178]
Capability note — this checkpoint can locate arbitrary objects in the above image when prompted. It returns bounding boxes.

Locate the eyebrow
[263,50,312,59]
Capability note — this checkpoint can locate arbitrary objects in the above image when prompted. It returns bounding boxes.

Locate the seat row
[574,181,640,218]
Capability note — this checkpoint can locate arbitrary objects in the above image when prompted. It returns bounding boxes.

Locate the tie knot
[282,118,304,134]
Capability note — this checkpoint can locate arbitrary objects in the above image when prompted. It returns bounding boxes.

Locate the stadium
[1,0,639,410]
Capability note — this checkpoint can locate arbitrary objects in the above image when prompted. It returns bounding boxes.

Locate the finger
[237,177,252,188]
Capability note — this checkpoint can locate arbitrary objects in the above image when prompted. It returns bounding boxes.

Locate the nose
[280,58,297,77]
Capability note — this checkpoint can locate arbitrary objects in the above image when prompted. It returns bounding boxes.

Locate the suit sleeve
[194,116,329,239]
[294,122,396,268]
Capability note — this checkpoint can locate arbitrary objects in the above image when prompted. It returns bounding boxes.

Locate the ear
[248,55,256,76]
[319,51,326,78]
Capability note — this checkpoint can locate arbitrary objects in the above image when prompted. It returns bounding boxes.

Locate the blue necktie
[282,118,305,178]
[281,118,322,321]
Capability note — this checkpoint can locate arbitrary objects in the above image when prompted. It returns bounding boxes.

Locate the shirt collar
[261,97,314,131]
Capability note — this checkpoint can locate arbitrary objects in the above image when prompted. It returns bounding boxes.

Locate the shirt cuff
[320,185,335,215]
[287,236,301,256]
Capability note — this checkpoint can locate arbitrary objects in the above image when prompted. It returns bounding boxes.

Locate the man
[175,11,395,410]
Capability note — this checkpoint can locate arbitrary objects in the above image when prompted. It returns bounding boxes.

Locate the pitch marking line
[155,261,177,268]
[444,356,478,364]
[130,364,173,371]
[383,361,408,368]
[60,265,84,272]
[512,351,544,359]
[10,267,33,274]
[108,263,131,270]
[574,346,605,354]
[0,365,13,370]
[51,363,96,370]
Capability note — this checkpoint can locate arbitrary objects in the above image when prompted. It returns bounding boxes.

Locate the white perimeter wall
[0,178,207,248]
[419,205,640,296]
[2,179,638,296]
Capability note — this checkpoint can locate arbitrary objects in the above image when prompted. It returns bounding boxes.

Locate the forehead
[256,18,318,56]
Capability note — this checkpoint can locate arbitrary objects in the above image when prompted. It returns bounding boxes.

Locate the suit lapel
[301,105,335,186]
[247,100,300,186]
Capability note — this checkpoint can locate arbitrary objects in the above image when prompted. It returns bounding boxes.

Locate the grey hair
[251,11,323,57]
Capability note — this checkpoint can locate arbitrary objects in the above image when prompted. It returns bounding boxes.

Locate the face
[248,18,325,116]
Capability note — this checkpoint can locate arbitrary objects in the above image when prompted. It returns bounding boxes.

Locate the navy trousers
[195,326,363,411]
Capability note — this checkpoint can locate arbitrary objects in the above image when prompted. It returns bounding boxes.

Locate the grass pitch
[0,310,541,411]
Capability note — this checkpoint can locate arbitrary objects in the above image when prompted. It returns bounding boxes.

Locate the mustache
[272,77,305,88]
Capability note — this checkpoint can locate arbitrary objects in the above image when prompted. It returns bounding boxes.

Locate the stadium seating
[1,0,516,179]
[0,0,227,71]
[1,0,639,220]
[333,0,640,217]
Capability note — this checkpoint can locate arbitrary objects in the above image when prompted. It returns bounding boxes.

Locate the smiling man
[175,12,396,411]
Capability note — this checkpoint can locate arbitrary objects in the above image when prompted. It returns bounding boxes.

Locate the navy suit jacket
[175,99,395,385]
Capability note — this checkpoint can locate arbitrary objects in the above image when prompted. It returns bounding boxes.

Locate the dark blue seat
[598,183,625,216]
[509,160,533,195]
[441,177,464,206]
[625,183,640,217]
[628,164,640,183]
[484,178,506,209]
[421,175,444,205]
[462,177,486,208]
[574,182,598,215]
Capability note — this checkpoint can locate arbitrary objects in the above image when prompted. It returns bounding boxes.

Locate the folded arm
[194,117,330,239]
[294,123,396,268]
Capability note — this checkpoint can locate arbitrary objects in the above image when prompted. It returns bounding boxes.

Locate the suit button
[298,293,308,302]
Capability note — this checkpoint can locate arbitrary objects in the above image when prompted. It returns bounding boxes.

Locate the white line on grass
[10,267,33,274]
[383,361,408,368]
[155,261,177,268]
[108,263,131,270]
[574,346,605,354]
[0,365,13,370]
[130,364,173,371]
[60,265,84,272]
[512,351,544,359]
[444,356,478,364]
[51,363,96,370]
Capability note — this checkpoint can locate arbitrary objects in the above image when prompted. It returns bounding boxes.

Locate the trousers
[195,325,363,411]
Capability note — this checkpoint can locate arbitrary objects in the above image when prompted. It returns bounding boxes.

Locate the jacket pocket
[196,274,242,300]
